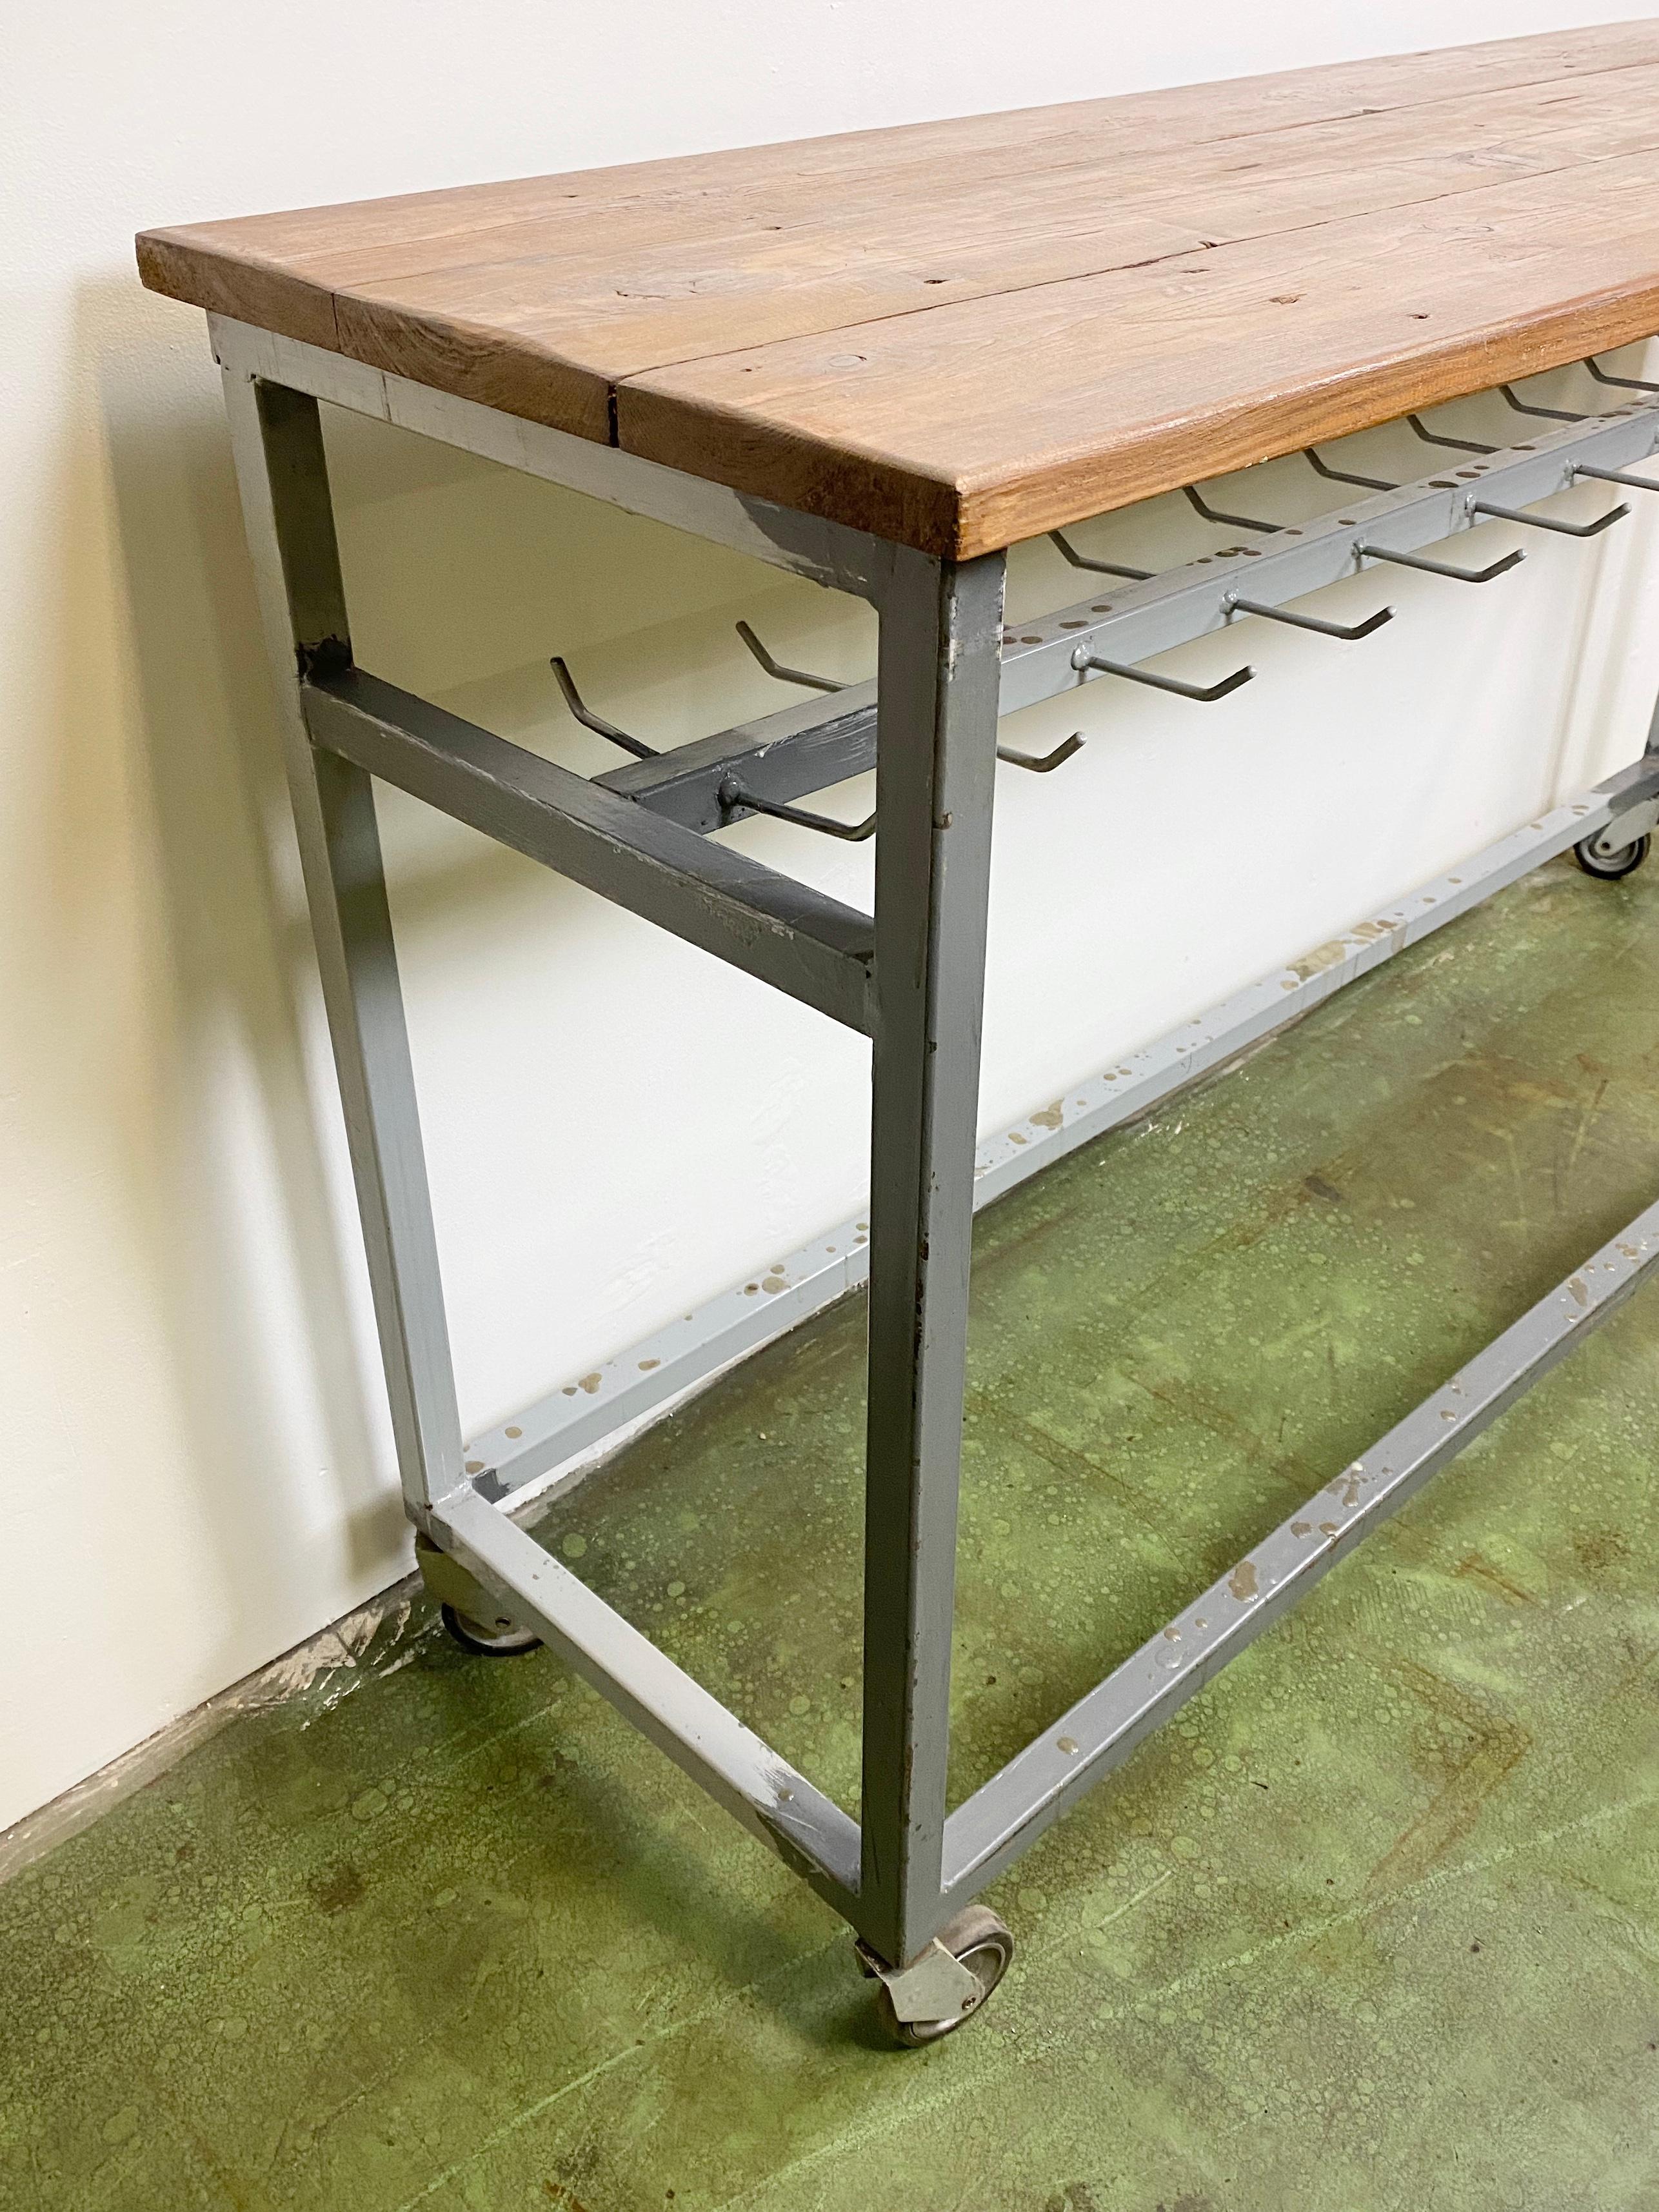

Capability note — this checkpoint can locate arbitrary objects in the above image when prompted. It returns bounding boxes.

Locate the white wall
[5,1,1658,1833]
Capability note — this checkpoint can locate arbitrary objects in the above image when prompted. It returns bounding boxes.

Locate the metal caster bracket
[415,1531,541,1653]
[1578,797,1659,870]
[1576,795,1658,879]
[857,1936,982,2022]
[857,1905,1015,2045]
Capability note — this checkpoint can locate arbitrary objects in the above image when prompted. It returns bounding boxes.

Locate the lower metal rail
[435,1188,1659,1932]
[941,1195,1659,1897]
[431,759,1659,1946]
[466,751,1659,1503]
[428,1486,862,1909]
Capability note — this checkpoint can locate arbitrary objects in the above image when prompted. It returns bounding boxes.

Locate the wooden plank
[139,23,1659,282]
[147,31,1659,294]
[137,25,1659,426]
[135,25,1659,550]
[324,69,1659,430]
[618,146,1659,557]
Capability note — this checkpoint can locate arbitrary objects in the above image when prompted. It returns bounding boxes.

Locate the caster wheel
[439,1601,541,1657]
[1575,830,1650,881]
[869,1905,1015,2048]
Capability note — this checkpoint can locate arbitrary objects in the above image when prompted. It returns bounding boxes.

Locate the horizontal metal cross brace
[428,1486,862,1911]
[302,667,876,1033]
[464,753,1659,1502]
[939,1188,1659,1900]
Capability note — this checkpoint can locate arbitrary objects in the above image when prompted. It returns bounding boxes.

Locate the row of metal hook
[553,612,1085,843]
[1048,363,1659,708]
[552,356,1659,841]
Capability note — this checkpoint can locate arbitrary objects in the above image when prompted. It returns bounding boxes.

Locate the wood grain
[621,149,1659,555]
[327,68,1659,430]
[136,25,1659,551]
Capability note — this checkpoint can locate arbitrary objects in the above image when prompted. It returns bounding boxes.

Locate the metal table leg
[859,548,1006,1974]
[220,375,468,1531]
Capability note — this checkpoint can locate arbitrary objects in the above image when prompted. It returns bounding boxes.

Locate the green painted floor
[6,852,1659,2211]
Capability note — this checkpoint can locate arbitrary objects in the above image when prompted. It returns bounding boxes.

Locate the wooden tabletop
[139,25,1659,559]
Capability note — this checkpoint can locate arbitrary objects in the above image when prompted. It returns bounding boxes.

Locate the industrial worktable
[140,22,1659,2043]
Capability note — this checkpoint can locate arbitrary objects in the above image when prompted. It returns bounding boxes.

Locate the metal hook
[1355,541,1525,584]
[1303,447,1398,492]
[1071,643,1253,704]
[1498,382,1588,424]
[1573,459,1659,493]
[716,773,875,842]
[550,657,659,760]
[1406,413,1498,456]
[1468,495,1629,539]
[1222,592,1394,642]
[1585,355,1659,395]
[735,621,846,693]
[997,732,1086,773]
[1048,530,1153,581]
[1183,483,1279,534]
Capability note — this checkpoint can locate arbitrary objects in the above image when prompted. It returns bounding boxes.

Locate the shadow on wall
[76,274,404,1649]
[56,273,875,1724]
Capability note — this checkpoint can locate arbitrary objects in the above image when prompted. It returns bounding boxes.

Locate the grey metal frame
[217,308,1659,1973]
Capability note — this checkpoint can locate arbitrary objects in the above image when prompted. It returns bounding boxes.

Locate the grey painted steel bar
[303,667,877,1034]
[221,371,468,1518]
[429,1488,862,1911]
[859,547,1008,1966]
[468,753,1659,1502]
[208,315,898,604]
[968,757,1659,1204]
[940,1191,1659,1901]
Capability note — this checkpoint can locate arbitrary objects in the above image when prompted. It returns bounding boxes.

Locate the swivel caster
[857,1904,1015,2048]
[1575,829,1651,880]
[416,1530,541,1657]
[439,1602,541,1657]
